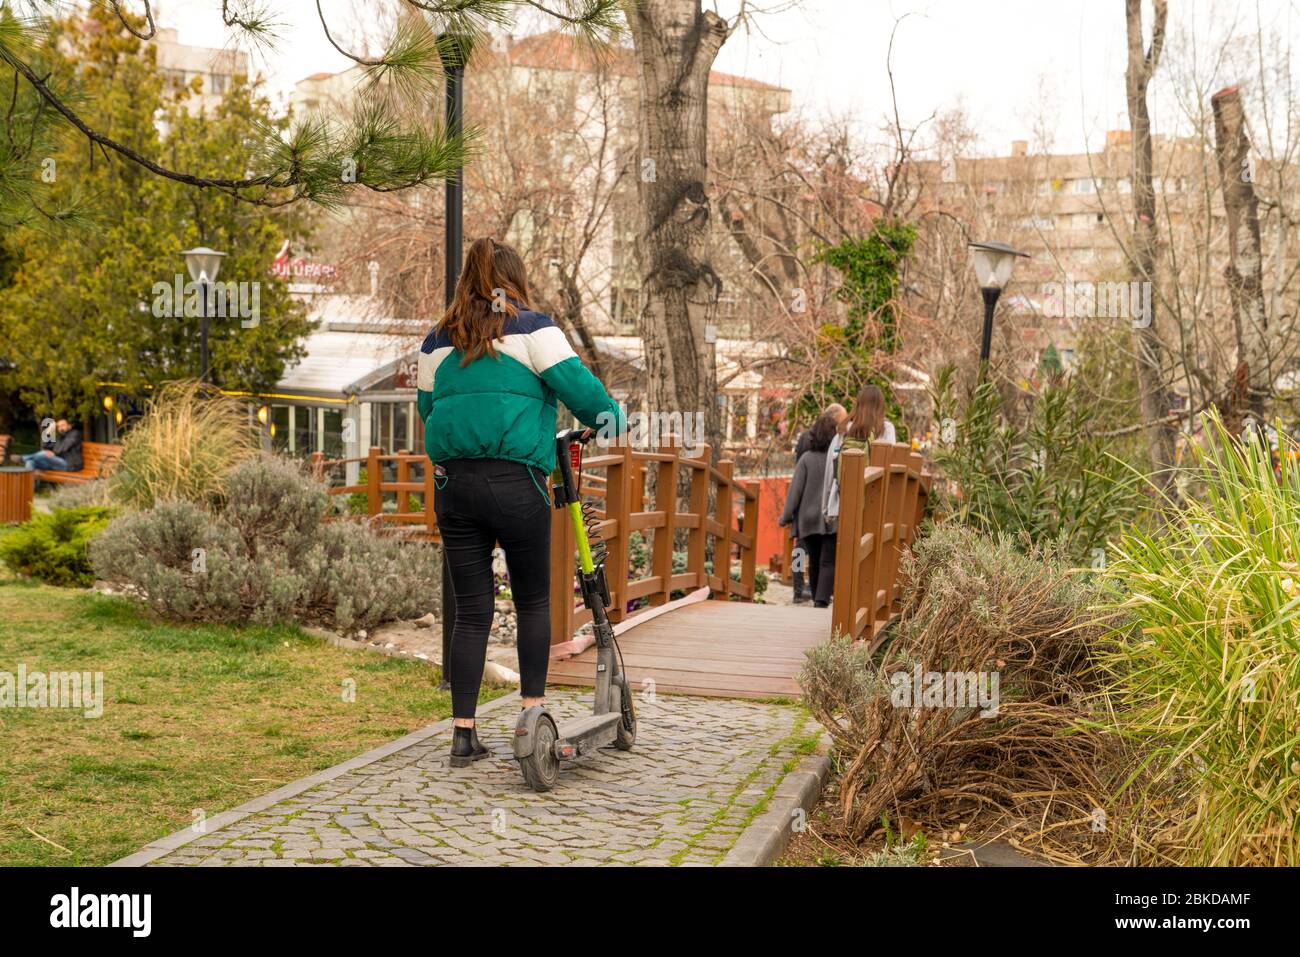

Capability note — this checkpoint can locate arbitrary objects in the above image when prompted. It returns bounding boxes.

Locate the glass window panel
[322,409,343,458]
[271,405,290,452]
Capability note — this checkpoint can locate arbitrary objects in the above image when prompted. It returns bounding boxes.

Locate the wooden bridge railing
[311,448,441,540]
[311,439,760,644]
[830,442,930,650]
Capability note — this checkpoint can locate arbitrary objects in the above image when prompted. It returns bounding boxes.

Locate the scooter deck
[556,712,621,756]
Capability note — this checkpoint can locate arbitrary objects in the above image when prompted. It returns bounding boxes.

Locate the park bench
[38,441,124,485]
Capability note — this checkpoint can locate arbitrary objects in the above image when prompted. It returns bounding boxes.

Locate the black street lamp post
[182,246,226,383]
[437,35,468,689]
[968,240,1028,372]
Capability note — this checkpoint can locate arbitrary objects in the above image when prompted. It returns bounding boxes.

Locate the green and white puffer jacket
[416,307,624,475]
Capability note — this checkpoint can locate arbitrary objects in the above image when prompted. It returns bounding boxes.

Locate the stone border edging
[719,751,832,867]
[108,693,521,867]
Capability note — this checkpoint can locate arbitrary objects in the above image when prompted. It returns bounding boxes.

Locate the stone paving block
[140,691,811,868]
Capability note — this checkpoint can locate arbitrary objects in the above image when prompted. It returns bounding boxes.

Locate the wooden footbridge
[312,438,929,699]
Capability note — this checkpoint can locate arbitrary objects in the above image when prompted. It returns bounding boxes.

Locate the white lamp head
[968,240,1028,291]
[182,246,226,283]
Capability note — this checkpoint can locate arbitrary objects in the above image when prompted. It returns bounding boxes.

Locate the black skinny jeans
[434,458,552,719]
[801,532,837,605]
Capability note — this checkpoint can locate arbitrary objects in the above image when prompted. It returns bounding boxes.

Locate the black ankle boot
[450,726,489,767]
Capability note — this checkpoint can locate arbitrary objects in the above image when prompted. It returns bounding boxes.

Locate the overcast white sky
[155,0,1297,157]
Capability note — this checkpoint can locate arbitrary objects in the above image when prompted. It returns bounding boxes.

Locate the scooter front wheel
[519,713,561,792]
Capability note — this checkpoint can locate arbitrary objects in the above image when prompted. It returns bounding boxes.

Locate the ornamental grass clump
[1096,409,1300,866]
[109,380,260,508]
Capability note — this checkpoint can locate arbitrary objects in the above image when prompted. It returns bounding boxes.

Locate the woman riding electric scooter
[417,237,625,768]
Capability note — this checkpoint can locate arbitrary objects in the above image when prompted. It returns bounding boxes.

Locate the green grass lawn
[0,555,487,866]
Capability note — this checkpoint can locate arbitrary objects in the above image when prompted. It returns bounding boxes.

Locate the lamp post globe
[967,240,1028,367]
[181,246,226,383]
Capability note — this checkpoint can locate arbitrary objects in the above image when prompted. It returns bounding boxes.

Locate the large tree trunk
[1211,85,1270,423]
[1124,0,1178,484]
[628,0,728,457]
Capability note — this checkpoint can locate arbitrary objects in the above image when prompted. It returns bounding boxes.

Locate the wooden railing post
[868,443,893,631]
[687,442,710,592]
[740,480,758,601]
[716,459,734,598]
[395,449,411,514]
[366,446,382,516]
[905,452,925,546]
[604,441,632,622]
[882,444,911,614]
[649,434,679,607]
[309,451,325,481]
[832,448,866,640]
[631,460,645,518]
[862,457,888,642]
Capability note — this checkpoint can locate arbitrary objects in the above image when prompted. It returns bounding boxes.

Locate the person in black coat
[780,412,842,608]
[788,403,845,602]
[23,419,83,472]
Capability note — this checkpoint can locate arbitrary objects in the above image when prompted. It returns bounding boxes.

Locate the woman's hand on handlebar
[557,427,596,445]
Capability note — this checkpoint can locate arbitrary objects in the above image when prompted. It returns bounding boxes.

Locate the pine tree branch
[109,1,156,40]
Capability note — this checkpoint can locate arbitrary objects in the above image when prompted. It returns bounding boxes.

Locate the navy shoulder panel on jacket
[419,309,555,355]
[502,309,555,336]
[420,325,451,354]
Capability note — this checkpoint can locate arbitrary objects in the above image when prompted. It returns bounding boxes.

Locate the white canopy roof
[275,295,424,399]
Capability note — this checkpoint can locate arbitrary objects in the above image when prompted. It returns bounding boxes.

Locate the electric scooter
[513,428,637,792]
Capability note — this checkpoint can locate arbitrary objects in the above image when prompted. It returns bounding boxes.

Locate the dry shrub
[801,525,1149,864]
[110,380,260,508]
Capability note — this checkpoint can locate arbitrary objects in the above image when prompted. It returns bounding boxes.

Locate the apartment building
[153,27,249,115]
[915,130,1208,368]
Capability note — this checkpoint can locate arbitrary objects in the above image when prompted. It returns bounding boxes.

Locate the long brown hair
[440,237,533,366]
[844,384,886,441]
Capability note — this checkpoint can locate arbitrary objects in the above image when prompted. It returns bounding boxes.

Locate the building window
[394,402,410,452]
[322,408,344,458]
[292,405,317,454]
[270,405,290,452]
[370,401,416,452]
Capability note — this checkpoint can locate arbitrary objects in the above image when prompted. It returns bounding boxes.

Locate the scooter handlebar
[553,428,594,504]
[555,427,594,447]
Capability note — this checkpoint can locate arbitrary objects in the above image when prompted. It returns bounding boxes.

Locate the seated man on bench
[22,419,83,473]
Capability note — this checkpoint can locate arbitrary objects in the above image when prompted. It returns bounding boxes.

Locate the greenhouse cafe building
[259,296,428,485]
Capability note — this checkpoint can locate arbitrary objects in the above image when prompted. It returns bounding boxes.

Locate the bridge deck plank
[547,600,831,699]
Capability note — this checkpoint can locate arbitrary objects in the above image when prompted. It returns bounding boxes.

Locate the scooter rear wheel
[519,713,561,792]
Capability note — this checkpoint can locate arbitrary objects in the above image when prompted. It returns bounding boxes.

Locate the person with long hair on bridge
[417,237,625,768]
[778,411,841,608]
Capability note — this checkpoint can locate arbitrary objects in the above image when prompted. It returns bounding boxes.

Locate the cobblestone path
[127,691,815,867]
